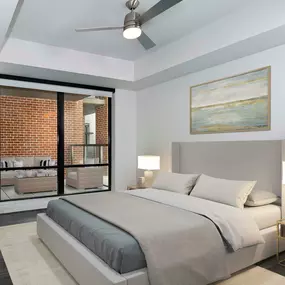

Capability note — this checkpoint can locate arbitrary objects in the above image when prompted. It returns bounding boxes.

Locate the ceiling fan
[75,0,183,50]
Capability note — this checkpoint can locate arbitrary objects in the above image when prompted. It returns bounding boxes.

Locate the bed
[245,204,281,230]
[37,140,285,285]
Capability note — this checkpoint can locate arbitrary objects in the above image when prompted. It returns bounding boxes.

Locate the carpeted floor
[0,251,13,285]
[0,222,77,285]
[0,209,46,285]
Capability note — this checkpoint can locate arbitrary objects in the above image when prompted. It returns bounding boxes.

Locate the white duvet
[126,188,264,251]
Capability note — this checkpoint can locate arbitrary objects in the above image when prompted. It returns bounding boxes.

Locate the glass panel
[0,91,57,167]
[64,94,109,165]
[64,166,109,195]
[0,168,58,201]
[70,145,108,165]
[0,89,58,200]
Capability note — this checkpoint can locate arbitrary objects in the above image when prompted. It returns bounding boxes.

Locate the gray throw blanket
[63,192,230,285]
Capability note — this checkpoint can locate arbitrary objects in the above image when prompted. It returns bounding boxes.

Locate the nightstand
[277,219,285,266]
[127,185,147,190]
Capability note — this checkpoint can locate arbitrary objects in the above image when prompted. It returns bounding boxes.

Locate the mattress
[46,199,146,274]
[244,204,281,230]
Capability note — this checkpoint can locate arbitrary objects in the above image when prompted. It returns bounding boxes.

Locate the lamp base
[137,177,145,187]
[144,170,154,188]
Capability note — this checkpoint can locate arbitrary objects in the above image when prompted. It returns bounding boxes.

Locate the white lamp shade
[138,155,160,170]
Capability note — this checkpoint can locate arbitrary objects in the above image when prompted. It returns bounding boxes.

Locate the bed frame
[37,140,285,285]
[172,141,283,196]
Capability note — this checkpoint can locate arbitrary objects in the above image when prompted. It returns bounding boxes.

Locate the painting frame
[190,66,271,134]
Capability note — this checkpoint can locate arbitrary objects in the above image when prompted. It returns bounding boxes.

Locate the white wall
[0,0,20,51]
[112,89,137,191]
[137,44,285,172]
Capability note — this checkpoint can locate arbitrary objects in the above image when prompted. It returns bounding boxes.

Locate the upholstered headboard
[172,141,282,196]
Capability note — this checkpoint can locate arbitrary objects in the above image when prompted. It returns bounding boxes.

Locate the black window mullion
[0,166,57,171]
[108,96,112,191]
[57,92,65,195]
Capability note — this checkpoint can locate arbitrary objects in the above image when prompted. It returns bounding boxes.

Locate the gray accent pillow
[152,172,200,195]
[245,190,278,207]
[191,174,256,209]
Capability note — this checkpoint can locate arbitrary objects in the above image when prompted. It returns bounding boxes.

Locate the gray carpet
[0,209,45,285]
[0,251,12,285]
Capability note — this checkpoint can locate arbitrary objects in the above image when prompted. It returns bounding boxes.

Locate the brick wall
[96,98,109,164]
[0,96,58,159]
[0,96,84,163]
[0,95,109,173]
[64,100,84,165]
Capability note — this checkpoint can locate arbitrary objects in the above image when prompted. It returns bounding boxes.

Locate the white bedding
[244,204,281,230]
[127,188,264,251]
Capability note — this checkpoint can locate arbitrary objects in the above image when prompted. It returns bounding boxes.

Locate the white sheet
[127,188,264,251]
[244,204,281,230]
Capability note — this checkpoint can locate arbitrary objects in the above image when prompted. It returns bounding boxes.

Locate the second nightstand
[127,185,147,190]
[277,219,285,266]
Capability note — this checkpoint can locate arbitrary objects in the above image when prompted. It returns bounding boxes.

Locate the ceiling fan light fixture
[123,26,142,39]
[76,0,184,49]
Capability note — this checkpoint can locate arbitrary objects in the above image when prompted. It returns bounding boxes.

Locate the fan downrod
[126,0,140,10]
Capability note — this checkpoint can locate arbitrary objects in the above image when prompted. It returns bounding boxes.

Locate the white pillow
[15,170,37,178]
[15,170,26,178]
[0,160,14,168]
[25,170,36,178]
[152,172,200,195]
[49,159,57,166]
[191,174,256,209]
[14,160,24,168]
[245,190,278,207]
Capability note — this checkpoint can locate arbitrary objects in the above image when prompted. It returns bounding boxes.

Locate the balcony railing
[69,144,108,165]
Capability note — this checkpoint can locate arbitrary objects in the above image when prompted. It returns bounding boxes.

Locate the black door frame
[57,92,65,195]
[0,74,114,202]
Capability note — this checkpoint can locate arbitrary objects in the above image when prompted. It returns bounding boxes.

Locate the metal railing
[69,144,108,165]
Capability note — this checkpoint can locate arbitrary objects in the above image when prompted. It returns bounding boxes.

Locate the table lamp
[138,155,160,187]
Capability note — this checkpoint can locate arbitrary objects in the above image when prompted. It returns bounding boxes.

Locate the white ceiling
[11,0,250,60]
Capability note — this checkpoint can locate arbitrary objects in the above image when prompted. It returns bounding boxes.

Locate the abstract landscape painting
[190,67,271,134]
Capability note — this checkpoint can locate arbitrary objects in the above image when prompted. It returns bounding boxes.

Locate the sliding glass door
[63,93,111,195]
[0,79,113,202]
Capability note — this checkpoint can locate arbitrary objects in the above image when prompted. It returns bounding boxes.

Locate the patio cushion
[1,171,16,178]
[1,157,15,162]
[67,172,77,180]
[34,156,52,167]
[15,157,34,167]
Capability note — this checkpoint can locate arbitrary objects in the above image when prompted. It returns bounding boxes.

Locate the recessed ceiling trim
[0,72,115,92]
[0,77,113,97]
[0,0,24,52]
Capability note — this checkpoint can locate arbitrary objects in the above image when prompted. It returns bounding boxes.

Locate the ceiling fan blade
[140,0,183,25]
[138,31,156,50]
[75,26,123,32]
